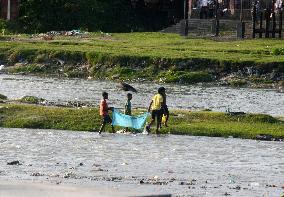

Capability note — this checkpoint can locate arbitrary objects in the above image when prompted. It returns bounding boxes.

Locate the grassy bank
[0,103,283,140]
[0,33,284,86]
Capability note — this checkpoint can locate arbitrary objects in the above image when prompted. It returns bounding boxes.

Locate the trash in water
[249,182,260,187]
[0,65,4,71]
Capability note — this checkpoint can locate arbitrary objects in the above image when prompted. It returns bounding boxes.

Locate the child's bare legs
[147,118,160,134]
[156,114,161,134]
[146,118,155,133]
[99,122,106,134]
[165,113,169,127]
[99,124,115,134]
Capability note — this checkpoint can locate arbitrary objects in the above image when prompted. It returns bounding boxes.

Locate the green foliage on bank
[0,104,100,131]
[0,103,283,140]
[0,33,284,83]
[158,71,213,84]
[18,96,45,104]
[11,1,171,33]
[0,94,7,100]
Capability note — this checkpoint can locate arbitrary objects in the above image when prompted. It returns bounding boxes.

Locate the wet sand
[0,181,133,197]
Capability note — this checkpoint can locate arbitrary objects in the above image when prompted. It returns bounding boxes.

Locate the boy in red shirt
[99,92,115,134]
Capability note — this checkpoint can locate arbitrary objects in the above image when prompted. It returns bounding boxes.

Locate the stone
[31,172,43,176]
[256,134,273,141]
[119,82,137,93]
[7,161,21,165]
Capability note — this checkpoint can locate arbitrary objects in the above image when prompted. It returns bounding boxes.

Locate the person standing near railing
[275,0,283,14]
[199,0,209,18]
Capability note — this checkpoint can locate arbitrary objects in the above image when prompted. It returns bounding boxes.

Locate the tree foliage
[17,0,169,33]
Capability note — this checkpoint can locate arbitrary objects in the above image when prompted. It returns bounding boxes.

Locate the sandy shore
[0,181,142,197]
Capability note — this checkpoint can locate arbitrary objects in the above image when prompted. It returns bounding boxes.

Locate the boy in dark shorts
[124,93,132,116]
[160,87,169,127]
[146,87,164,134]
[124,93,132,132]
[99,92,115,134]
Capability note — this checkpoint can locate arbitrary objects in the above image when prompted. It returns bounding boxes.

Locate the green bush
[16,0,170,33]
[8,64,45,73]
[0,19,7,35]
[158,71,213,84]
[229,79,247,87]
[0,94,7,100]
[107,66,137,80]
[19,96,45,104]
[272,48,284,55]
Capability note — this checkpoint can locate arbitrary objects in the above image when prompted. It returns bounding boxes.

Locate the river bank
[0,102,283,140]
[0,33,284,88]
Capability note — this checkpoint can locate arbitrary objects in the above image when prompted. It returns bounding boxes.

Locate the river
[0,74,284,196]
[0,128,283,196]
[0,74,283,116]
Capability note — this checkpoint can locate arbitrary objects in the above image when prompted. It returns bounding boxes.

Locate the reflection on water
[0,128,283,196]
[0,74,283,116]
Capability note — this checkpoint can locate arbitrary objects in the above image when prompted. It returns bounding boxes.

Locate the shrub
[272,48,284,55]
[19,96,45,104]
[0,94,7,100]
[229,79,247,87]
[158,71,213,84]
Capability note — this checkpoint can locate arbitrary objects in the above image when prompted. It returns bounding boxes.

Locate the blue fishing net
[112,108,150,130]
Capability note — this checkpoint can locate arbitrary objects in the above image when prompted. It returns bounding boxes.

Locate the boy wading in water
[160,87,169,127]
[146,87,164,134]
[124,93,132,132]
[99,92,115,134]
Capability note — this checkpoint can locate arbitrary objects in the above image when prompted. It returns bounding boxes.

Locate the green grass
[0,103,283,140]
[1,32,284,62]
[0,32,284,85]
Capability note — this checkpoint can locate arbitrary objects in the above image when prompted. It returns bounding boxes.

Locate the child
[146,87,164,134]
[124,93,132,132]
[99,92,115,134]
[125,93,132,116]
[160,87,169,127]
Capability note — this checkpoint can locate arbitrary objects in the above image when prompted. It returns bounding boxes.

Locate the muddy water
[0,74,283,116]
[0,128,283,196]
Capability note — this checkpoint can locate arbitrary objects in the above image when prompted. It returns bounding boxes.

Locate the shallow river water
[1,74,284,196]
[0,74,284,116]
[0,128,284,196]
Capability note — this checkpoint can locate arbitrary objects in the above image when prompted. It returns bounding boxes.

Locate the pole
[252,3,256,38]
[272,12,276,38]
[215,0,219,37]
[182,0,189,36]
[279,11,282,38]
[7,0,11,20]
[240,0,243,22]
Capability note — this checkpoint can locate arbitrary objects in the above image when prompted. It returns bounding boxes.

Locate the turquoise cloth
[112,108,149,130]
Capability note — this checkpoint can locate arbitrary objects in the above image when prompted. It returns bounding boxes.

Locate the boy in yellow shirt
[146,87,164,134]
